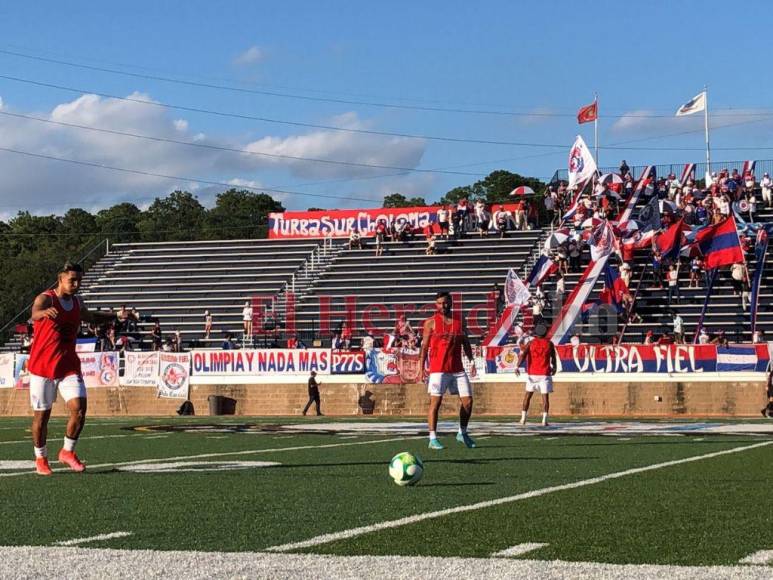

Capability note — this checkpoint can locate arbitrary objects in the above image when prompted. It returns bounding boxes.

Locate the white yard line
[0,547,771,580]
[266,441,773,553]
[739,550,773,565]
[54,531,133,546]
[0,434,136,446]
[491,543,548,558]
[0,436,419,478]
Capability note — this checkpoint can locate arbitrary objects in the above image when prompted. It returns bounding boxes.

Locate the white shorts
[428,372,472,397]
[525,374,553,394]
[29,374,87,411]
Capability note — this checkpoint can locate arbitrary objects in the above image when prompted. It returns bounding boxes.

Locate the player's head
[57,262,83,296]
[434,291,452,315]
[534,323,548,338]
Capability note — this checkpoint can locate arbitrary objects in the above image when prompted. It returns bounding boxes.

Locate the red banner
[267,204,524,239]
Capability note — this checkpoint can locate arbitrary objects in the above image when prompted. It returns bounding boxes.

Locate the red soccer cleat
[35,457,53,476]
[58,449,86,472]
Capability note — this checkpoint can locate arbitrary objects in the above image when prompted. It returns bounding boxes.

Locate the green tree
[137,191,206,242]
[61,208,98,248]
[95,203,142,243]
[204,189,285,239]
[440,170,546,205]
[382,193,428,208]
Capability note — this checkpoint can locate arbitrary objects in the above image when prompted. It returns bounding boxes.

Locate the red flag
[577,101,598,124]
[694,216,744,269]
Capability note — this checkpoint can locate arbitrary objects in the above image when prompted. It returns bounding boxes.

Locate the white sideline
[0,434,135,446]
[0,547,771,580]
[54,532,133,547]
[740,550,773,565]
[266,440,773,553]
[491,543,548,558]
[0,436,418,478]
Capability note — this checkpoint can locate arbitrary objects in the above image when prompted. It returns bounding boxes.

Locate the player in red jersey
[419,291,476,450]
[515,323,557,426]
[28,262,115,475]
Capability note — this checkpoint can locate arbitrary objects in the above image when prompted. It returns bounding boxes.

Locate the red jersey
[427,313,464,373]
[526,337,553,376]
[28,290,82,380]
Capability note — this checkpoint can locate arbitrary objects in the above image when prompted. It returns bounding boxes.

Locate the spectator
[425,234,437,255]
[761,172,772,208]
[667,263,681,306]
[568,240,581,272]
[341,321,353,349]
[689,257,702,288]
[117,305,130,333]
[698,328,710,344]
[222,334,236,350]
[476,202,490,238]
[620,262,632,287]
[741,280,751,311]
[672,311,684,344]
[544,189,556,225]
[456,198,470,233]
[753,329,764,344]
[513,200,526,231]
[556,243,569,275]
[348,228,362,250]
[374,219,387,255]
[761,371,773,418]
[492,282,505,316]
[362,332,375,350]
[302,371,322,416]
[128,307,140,332]
[494,205,510,238]
[730,262,747,296]
[150,321,162,351]
[619,159,630,177]
[644,330,654,345]
[532,294,544,324]
[287,335,298,349]
[436,206,450,239]
[242,301,253,337]
[555,273,565,301]
[651,248,664,289]
[204,310,213,339]
[174,330,182,352]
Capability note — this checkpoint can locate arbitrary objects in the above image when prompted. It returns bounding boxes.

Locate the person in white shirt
[475,202,490,237]
[672,311,684,343]
[667,263,680,306]
[698,328,710,344]
[348,229,362,250]
[436,207,450,239]
[761,172,773,207]
[204,310,213,339]
[242,301,253,337]
[620,262,632,287]
[494,206,511,238]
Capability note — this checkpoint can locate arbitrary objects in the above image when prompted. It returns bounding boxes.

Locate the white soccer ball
[388,451,424,486]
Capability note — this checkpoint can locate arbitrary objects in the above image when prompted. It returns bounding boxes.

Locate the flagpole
[703,85,711,175]
[594,93,599,168]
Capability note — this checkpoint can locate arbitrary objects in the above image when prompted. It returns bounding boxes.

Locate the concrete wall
[0,380,767,417]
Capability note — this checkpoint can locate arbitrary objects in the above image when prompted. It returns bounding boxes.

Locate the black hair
[435,291,451,300]
[59,261,83,275]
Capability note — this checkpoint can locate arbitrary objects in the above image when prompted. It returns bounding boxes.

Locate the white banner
[78,352,119,387]
[157,352,191,399]
[0,353,14,388]
[121,352,160,387]
[567,135,597,189]
[191,349,331,376]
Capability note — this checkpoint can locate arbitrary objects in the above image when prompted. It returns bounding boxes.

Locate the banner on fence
[0,354,14,388]
[268,204,524,239]
[120,352,160,387]
[78,352,119,387]
[157,352,191,399]
[191,349,331,376]
[332,351,366,374]
[13,354,30,389]
[485,343,771,374]
[363,347,485,384]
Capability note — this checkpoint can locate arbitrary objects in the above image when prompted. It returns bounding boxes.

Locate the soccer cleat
[518,419,527,426]
[541,421,550,427]
[456,432,476,448]
[428,438,445,450]
[35,457,52,476]
[58,449,86,472]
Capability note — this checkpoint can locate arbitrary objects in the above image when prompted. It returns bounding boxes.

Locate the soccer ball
[389,452,424,486]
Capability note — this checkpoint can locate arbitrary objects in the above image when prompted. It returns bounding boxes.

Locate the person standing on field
[515,323,557,427]
[302,371,322,416]
[27,262,116,476]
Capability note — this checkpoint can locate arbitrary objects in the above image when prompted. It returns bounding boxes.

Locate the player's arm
[80,301,116,325]
[461,322,474,362]
[30,293,57,321]
[549,343,558,376]
[514,341,529,377]
[418,318,434,374]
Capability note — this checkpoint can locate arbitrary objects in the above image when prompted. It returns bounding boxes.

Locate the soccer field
[0,417,771,579]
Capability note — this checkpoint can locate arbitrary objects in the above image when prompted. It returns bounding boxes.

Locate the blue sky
[0,0,771,215]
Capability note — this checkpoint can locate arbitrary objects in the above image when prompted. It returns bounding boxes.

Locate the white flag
[675,91,706,116]
[504,268,530,307]
[567,135,597,189]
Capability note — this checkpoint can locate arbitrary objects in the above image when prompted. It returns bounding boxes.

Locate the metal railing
[551,158,773,184]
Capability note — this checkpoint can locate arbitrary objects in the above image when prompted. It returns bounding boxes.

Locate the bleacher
[78,238,325,348]
[291,231,543,342]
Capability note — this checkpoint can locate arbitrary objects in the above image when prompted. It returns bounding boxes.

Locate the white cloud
[0,94,427,215]
[233,46,265,66]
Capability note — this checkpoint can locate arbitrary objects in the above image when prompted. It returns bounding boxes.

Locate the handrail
[0,236,110,339]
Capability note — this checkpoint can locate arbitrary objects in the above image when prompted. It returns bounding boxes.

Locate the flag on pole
[599,264,628,313]
[676,91,706,116]
[525,254,558,288]
[589,220,616,262]
[504,268,531,306]
[693,215,744,269]
[567,135,597,189]
[656,218,688,262]
[577,101,598,124]
[751,227,769,335]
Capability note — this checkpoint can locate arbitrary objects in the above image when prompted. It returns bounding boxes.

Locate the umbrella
[659,200,677,213]
[581,217,603,229]
[615,220,640,235]
[510,186,535,196]
[599,173,624,186]
[546,229,570,249]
